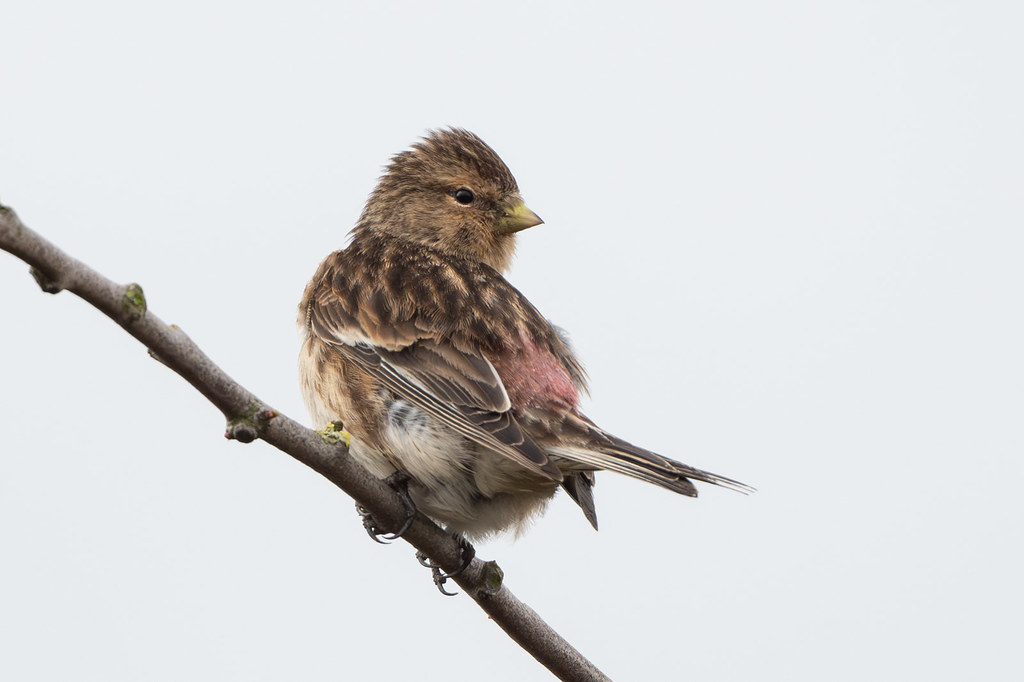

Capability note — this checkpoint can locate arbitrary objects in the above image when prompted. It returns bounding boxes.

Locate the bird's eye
[453,188,475,205]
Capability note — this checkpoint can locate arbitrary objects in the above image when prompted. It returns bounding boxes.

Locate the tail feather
[560,471,598,530]
[554,422,754,497]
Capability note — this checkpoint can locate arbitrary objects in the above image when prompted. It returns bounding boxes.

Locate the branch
[0,203,610,682]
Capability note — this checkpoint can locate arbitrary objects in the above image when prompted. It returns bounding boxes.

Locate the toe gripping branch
[357,471,417,543]
[353,470,477,596]
[416,536,476,596]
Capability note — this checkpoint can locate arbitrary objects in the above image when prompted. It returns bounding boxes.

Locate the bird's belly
[383,400,473,491]
[383,400,557,538]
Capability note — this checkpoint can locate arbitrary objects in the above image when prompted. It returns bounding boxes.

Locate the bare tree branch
[0,203,611,682]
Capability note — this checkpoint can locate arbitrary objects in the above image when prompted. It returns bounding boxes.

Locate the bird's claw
[355,471,417,543]
[357,504,390,543]
[415,535,476,596]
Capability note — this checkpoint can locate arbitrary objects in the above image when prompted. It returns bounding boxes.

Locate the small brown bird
[299,128,749,540]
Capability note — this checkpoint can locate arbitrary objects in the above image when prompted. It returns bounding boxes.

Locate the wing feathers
[379,341,511,413]
[336,342,562,482]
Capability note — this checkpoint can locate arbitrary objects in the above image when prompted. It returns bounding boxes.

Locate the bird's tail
[553,417,754,498]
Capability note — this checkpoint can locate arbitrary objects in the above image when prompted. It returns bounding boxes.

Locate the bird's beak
[496,200,544,234]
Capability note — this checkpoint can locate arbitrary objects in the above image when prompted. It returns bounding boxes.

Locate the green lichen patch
[317,421,351,447]
[480,560,504,594]
[122,283,147,321]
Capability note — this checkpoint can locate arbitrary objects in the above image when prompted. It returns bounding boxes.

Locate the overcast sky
[2,2,1022,680]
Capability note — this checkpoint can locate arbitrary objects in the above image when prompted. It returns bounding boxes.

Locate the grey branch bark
[0,203,611,682]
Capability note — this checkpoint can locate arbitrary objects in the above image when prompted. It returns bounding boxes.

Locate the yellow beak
[496,201,543,234]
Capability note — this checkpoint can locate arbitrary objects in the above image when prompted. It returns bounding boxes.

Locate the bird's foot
[415,534,476,596]
[356,471,417,544]
[317,421,351,447]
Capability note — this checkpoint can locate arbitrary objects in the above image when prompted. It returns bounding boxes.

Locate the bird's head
[356,128,542,272]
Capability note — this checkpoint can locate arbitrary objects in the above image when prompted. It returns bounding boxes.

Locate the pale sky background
[2,2,1022,680]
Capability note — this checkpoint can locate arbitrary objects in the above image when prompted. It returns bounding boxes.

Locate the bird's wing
[306,292,563,483]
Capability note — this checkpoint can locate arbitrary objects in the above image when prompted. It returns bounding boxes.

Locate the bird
[298,128,750,542]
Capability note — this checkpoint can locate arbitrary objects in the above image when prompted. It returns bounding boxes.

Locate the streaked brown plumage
[299,128,749,539]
